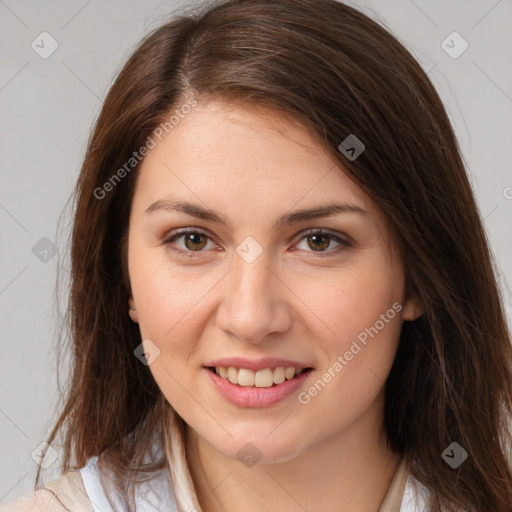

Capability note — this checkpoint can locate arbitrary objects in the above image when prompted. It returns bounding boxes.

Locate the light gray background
[1,0,511,504]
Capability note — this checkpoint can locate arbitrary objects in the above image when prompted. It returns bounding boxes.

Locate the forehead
[133,99,374,215]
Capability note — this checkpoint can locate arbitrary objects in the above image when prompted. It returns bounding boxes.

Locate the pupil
[185,233,206,250]
[309,234,329,251]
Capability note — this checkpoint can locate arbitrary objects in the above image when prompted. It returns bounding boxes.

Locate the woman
[2,0,511,511]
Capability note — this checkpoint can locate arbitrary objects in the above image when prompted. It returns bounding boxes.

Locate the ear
[401,293,425,321]
[128,297,139,323]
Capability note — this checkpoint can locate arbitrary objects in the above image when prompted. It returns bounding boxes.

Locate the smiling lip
[203,356,313,371]
[204,366,314,408]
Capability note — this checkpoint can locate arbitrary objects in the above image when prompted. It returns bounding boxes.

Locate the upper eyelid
[165,227,220,245]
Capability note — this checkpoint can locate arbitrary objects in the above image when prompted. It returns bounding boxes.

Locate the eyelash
[161,227,352,258]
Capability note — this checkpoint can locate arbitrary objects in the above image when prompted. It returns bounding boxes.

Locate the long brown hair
[36,0,512,510]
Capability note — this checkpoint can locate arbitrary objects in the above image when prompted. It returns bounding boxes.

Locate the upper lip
[204,357,313,371]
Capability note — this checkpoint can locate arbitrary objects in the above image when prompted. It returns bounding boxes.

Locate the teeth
[227,367,238,384]
[213,366,307,387]
[254,368,273,388]
[285,367,295,380]
[238,368,255,386]
[273,366,285,384]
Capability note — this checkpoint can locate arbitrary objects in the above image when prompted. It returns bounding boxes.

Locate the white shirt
[80,456,179,512]
[80,455,434,512]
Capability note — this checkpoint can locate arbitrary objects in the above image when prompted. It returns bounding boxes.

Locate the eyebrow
[144,200,369,230]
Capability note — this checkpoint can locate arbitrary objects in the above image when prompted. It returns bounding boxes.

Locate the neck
[184,394,401,512]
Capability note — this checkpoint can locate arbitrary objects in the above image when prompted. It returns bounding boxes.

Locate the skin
[127,99,424,512]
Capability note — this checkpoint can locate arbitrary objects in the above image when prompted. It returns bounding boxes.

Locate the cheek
[129,243,209,339]
[294,261,404,422]
[293,258,403,348]
[297,307,403,435]
[129,259,211,410]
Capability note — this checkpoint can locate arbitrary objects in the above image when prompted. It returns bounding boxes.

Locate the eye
[293,229,351,256]
[162,227,351,258]
[162,228,218,257]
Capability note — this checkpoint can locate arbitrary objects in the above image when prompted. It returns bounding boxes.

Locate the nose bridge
[218,241,290,342]
[231,244,274,311]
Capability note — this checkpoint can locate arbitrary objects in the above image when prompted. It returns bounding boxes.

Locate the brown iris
[307,233,330,251]
[184,232,208,251]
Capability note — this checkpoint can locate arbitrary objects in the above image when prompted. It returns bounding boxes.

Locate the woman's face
[127,99,422,463]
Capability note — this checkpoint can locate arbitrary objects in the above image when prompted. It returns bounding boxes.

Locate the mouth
[204,365,314,388]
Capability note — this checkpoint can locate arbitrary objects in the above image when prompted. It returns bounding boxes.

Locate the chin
[209,431,306,466]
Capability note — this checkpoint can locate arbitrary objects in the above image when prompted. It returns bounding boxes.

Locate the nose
[216,248,292,344]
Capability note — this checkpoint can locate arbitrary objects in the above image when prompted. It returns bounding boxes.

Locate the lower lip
[204,367,313,408]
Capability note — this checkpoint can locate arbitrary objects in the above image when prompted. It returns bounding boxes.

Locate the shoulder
[1,455,179,512]
[80,455,180,512]
[0,470,93,512]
